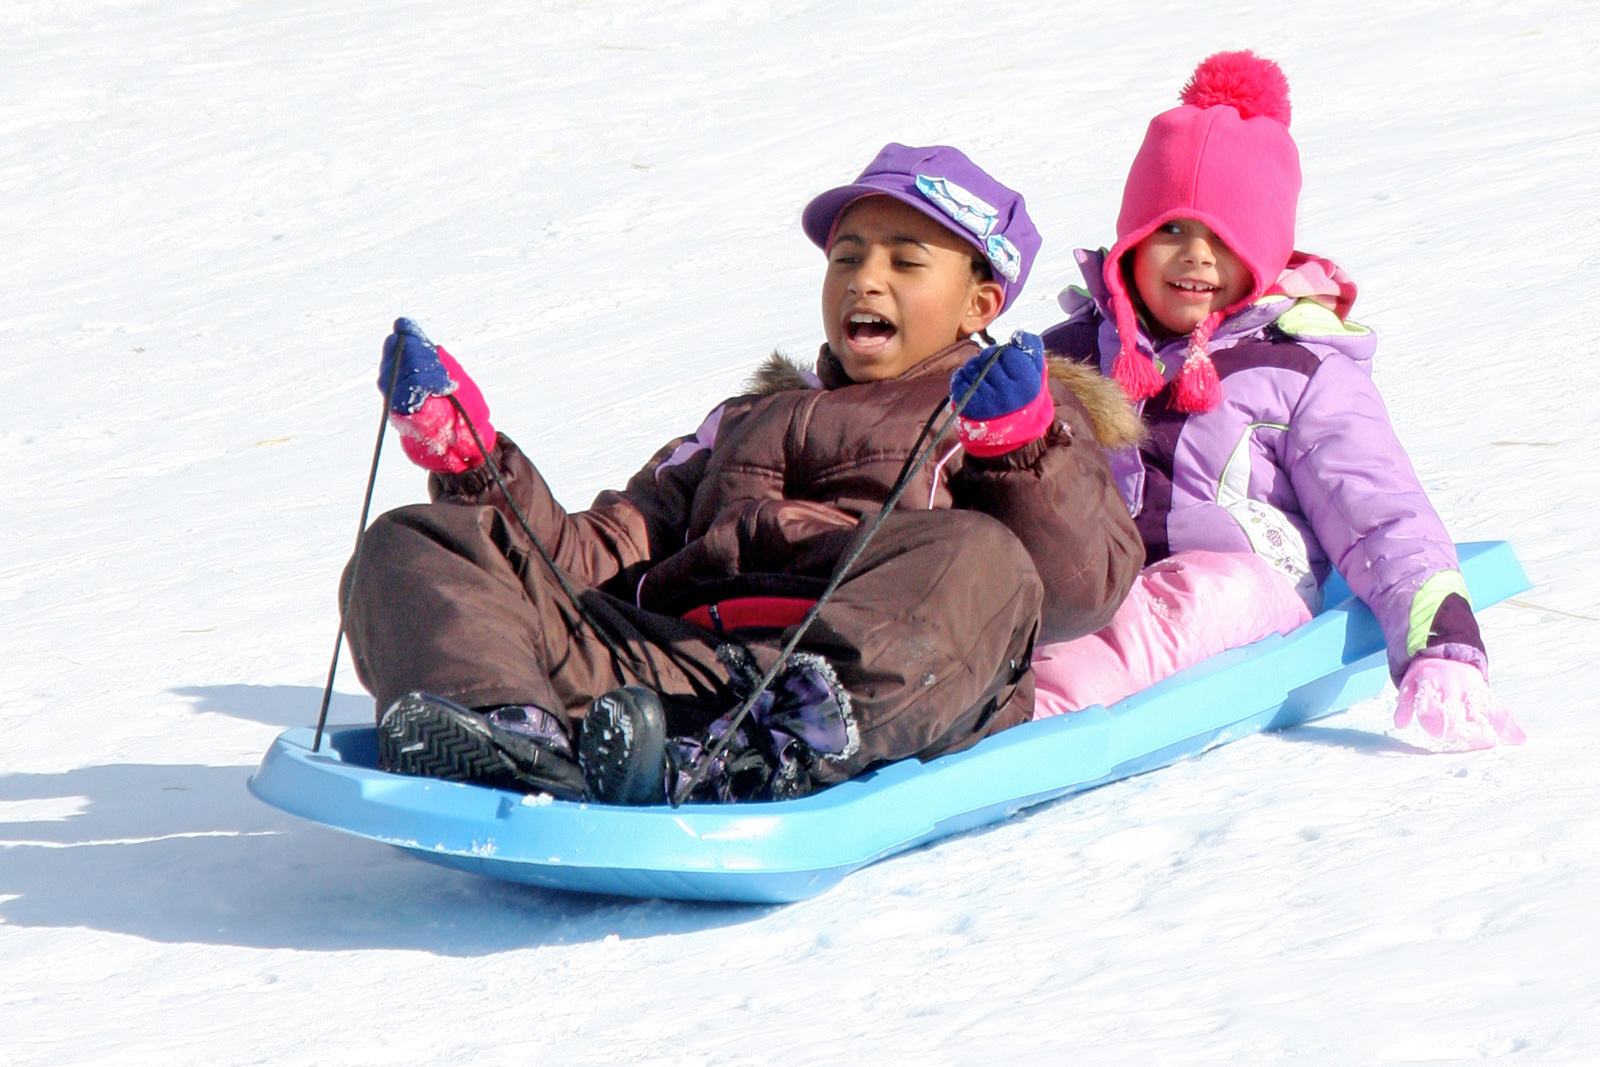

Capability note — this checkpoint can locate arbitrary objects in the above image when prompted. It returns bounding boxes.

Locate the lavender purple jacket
[1042,249,1484,682]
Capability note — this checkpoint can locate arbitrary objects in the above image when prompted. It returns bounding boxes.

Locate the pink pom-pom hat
[1105,50,1302,413]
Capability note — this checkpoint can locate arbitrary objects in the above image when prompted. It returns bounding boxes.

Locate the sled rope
[671,342,1009,807]
[447,395,644,681]
[312,351,406,752]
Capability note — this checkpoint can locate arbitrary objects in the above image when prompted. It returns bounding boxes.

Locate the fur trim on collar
[1049,358,1146,450]
[745,350,816,396]
[743,348,1144,451]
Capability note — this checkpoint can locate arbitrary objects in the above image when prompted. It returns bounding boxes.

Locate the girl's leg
[1031,550,1312,718]
[341,501,734,729]
[786,509,1042,783]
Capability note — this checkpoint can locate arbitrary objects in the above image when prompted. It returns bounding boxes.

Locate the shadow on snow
[1274,722,1434,755]
[0,685,771,953]
[172,682,375,729]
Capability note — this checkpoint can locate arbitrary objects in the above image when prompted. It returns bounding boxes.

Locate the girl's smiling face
[1131,218,1254,335]
[821,196,1003,382]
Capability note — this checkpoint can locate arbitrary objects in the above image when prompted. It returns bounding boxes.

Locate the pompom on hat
[1106,51,1302,413]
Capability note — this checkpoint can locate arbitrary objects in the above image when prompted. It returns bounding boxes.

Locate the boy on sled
[343,144,1144,804]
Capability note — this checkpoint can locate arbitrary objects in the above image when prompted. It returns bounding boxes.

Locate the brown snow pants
[342,502,1040,783]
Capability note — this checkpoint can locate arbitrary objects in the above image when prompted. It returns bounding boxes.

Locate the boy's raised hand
[951,330,1054,457]
[377,318,497,474]
[1394,657,1526,750]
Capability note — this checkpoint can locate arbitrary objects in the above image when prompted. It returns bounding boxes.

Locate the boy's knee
[341,508,407,600]
[887,510,1043,626]
[943,510,1040,585]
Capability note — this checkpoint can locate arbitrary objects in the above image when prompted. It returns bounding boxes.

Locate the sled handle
[313,351,405,752]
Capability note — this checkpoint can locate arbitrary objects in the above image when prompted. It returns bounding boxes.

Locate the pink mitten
[390,347,496,474]
[1394,657,1526,750]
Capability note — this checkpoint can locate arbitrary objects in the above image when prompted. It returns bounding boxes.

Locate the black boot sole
[377,691,583,798]
[580,686,669,806]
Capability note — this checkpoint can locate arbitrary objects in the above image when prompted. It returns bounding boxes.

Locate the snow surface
[3,1,1599,1063]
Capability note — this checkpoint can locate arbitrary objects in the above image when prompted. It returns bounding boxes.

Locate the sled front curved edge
[248,541,1529,904]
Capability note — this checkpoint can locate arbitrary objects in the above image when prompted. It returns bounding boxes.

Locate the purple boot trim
[483,704,574,757]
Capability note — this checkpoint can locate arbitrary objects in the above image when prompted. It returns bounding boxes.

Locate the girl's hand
[379,318,453,414]
[378,318,496,474]
[1394,657,1526,750]
[951,331,1054,457]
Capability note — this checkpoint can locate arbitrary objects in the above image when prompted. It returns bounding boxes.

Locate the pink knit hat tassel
[1110,294,1166,402]
[1172,312,1223,413]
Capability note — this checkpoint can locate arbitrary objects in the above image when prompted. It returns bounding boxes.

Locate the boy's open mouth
[845,311,897,346]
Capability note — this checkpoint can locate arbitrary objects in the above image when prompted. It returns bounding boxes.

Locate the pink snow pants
[1032,550,1313,719]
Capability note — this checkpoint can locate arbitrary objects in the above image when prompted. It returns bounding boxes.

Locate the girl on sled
[342,144,1145,805]
[1031,51,1524,750]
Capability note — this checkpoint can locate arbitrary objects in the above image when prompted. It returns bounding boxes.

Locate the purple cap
[802,143,1041,312]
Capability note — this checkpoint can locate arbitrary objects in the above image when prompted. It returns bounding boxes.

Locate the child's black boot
[377,691,586,799]
[579,686,674,806]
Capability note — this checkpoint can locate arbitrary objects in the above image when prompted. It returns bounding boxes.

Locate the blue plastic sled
[249,541,1528,904]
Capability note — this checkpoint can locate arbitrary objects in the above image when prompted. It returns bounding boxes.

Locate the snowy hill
[3,1,1598,1063]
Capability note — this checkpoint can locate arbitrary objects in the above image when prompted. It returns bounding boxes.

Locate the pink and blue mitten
[378,318,496,474]
[951,331,1055,457]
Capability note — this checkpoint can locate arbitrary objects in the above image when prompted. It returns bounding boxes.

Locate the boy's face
[1131,218,1254,335]
[821,196,1003,382]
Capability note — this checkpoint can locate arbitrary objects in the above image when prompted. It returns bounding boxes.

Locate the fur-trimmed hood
[745,347,1144,452]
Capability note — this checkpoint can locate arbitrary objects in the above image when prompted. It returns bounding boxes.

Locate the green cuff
[1269,298,1372,340]
[1407,570,1472,658]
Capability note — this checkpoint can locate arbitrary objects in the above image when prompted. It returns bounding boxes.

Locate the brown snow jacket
[432,340,1144,645]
